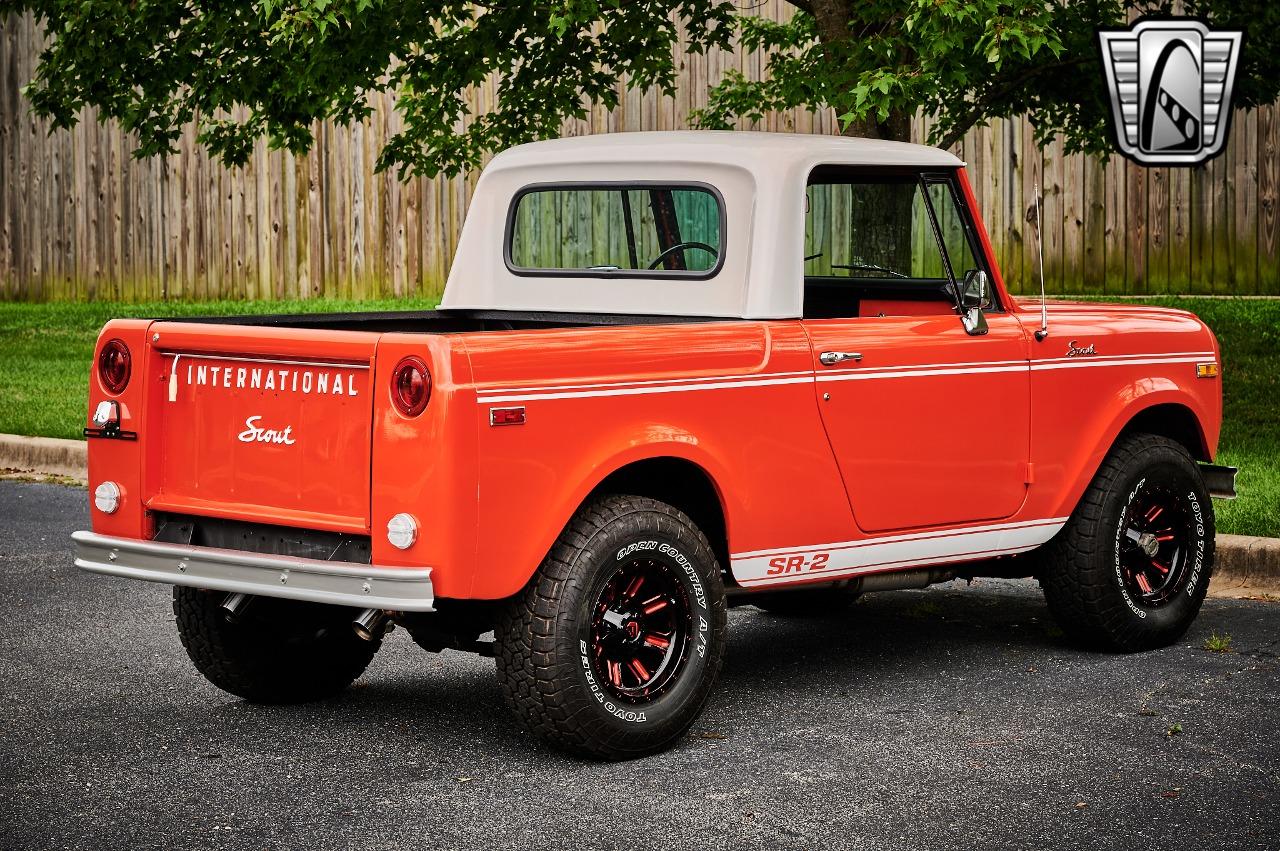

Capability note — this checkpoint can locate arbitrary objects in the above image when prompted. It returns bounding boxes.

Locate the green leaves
[8,0,1280,175]
[702,0,1278,156]
[699,0,1077,144]
[10,0,735,177]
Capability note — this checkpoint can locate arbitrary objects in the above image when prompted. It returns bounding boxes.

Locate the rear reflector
[386,513,419,550]
[94,481,122,514]
[489,407,526,427]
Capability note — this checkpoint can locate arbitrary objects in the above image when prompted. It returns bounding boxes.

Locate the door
[801,169,1030,533]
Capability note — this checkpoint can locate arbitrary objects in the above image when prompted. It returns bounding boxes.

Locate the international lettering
[184,361,360,397]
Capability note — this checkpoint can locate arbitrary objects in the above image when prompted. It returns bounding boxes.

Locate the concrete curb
[1210,534,1280,598]
[0,433,87,481]
[1,432,1276,594]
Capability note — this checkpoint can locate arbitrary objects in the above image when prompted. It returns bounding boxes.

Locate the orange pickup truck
[74,132,1235,759]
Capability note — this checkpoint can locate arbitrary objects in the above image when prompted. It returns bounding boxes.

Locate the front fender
[1049,382,1214,521]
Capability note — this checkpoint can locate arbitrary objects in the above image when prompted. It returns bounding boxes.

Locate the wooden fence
[2,6,1277,302]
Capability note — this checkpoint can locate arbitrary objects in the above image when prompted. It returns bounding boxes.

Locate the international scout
[74,132,1234,759]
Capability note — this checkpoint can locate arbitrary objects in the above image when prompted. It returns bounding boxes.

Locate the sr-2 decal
[734,518,1071,586]
[766,552,831,575]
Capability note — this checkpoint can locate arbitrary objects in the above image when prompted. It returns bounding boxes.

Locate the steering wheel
[831,262,908,279]
[646,241,719,271]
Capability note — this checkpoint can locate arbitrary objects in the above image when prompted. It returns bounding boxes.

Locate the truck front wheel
[1037,433,1215,652]
[495,495,728,760]
[173,588,381,703]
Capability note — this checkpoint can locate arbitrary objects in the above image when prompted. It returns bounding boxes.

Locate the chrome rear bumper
[72,530,435,611]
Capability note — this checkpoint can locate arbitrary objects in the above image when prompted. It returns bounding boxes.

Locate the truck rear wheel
[495,495,727,760]
[1037,433,1215,652]
[173,588,380,703]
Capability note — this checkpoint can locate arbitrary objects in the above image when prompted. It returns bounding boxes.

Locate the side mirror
[960,269,987,309]
[958,269,988,336]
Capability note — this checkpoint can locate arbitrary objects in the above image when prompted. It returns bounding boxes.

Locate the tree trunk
[806,1,915,273]
[842,109,911,143]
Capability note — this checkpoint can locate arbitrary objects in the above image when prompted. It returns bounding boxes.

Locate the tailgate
[147,322,379,534]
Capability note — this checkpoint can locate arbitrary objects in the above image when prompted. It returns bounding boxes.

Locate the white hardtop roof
[487,130,964,173]
[442,131,967,319]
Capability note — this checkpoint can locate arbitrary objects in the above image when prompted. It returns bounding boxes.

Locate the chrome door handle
[819,351,863,366]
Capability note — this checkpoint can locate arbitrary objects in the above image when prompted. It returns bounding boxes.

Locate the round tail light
[98,339,132,395]
[391,357,431,417]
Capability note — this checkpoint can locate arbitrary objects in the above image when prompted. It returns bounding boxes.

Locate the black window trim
[503,180,728,281]
[801,165,1003,314]
[920,171,1004,313]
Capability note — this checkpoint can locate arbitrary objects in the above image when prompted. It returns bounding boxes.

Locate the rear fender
[468,431,738,600]
[370,334,477,599]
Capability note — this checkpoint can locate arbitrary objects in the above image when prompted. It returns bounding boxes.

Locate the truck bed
[164,309,718,334]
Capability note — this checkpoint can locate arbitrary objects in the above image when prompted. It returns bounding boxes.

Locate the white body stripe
[1029,355,1210,371]
[730,517,1070,587]
[478,374,813,404]
[473,352,1216,403]
[156,352,371,370]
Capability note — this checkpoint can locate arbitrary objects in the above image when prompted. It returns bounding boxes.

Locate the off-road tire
[751,587,861,616]
[174,588,381,703]
[1037,433,1215,652]
[495,495,728,760]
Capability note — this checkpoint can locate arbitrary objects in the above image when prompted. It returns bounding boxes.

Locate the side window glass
[805,180,948,280]
[924,181,989,308]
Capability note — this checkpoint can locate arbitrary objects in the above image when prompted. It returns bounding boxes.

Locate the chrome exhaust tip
[352,608,388,641]
[220,592,251,623]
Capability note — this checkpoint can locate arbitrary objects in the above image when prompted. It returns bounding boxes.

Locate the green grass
[1202,633,1233,653]
[0,296,1276,537]
[1123,298,1280,540]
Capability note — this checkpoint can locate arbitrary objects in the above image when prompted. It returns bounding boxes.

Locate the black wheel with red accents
[588,556,693,702]
[1118,480,1198,607]
[495,495,727,760]
[1036,433,1215,652]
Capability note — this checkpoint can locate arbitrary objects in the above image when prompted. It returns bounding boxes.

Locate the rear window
[507,184,723,278]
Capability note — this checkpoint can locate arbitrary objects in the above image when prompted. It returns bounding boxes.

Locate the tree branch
[935,55,1092,149]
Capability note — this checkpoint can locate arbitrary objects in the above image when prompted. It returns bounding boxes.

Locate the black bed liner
[161,308,724,334]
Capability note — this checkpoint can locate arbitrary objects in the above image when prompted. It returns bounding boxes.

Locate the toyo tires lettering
[1185,489,1206,595]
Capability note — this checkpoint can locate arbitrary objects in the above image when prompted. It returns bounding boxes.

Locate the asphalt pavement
[1,480,1277,851]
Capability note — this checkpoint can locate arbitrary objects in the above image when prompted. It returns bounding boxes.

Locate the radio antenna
[1033,180,1049,341]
